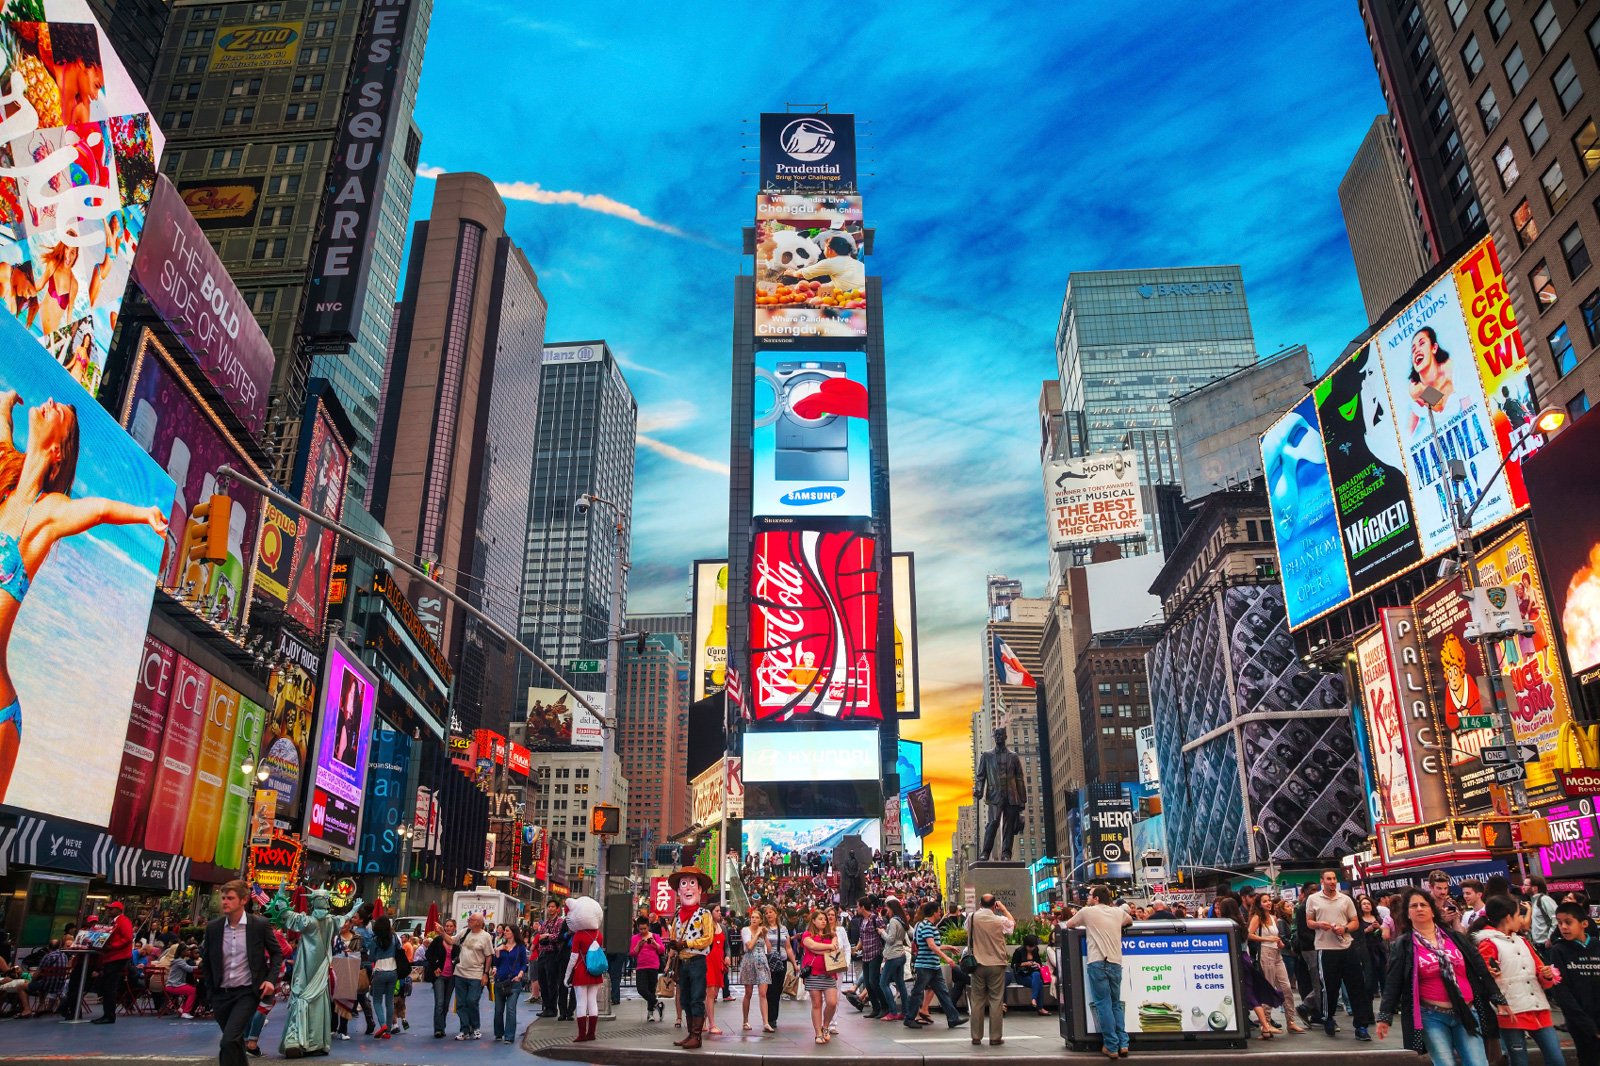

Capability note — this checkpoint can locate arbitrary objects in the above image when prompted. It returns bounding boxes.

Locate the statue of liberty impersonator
[266,887,362,1057]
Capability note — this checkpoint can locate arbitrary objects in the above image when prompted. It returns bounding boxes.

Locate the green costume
[267,889,361,1058]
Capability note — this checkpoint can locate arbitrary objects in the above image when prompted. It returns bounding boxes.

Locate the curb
[528,1042,1424,1065]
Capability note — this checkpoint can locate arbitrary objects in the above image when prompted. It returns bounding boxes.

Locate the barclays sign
[1137,281,1235,299]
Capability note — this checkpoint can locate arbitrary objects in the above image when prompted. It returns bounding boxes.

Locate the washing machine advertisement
[753,351,873,518]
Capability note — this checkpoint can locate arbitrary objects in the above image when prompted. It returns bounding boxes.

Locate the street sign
[1482,744,1540,766]
[1460,714,1496,730]
[567,659,603,673]
[1493,764,1528,783]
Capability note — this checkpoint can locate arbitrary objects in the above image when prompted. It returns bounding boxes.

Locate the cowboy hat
[670,866,714,894]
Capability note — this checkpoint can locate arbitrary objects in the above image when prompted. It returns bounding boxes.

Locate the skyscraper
[88,0,169,95]
[519,342,638,711]
[1340,117,1435,322]
[371,171,547,730]
[1397,0,1600,420]
[149,0,432,490]
[614,632,690,858]
[1053,267,1258,458]
[1357,0,1485,265]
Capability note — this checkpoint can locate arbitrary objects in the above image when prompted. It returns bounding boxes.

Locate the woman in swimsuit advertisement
[0,388,166,800]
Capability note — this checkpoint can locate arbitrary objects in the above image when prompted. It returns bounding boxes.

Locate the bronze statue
[973,726,1027,861]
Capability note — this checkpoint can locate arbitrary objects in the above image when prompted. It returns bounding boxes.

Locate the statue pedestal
[960,861,1033,916]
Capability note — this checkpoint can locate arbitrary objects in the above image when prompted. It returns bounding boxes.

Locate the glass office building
[1054,266,1257,457]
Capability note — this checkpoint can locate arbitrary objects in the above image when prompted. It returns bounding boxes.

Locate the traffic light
[590,804,620,836]
[180,494,232,591]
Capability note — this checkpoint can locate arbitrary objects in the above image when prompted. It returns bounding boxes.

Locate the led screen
[892,552,920,718]
[0,1,162,399]
[1522,406,1600,682]
[749,530,881,721]
[0,311,172,822]
[743,728,879,782]
[1261,392,1351,628]
[303,636,377,860]
[753,351,872,517]
[690,559,728,703]
[741,817,880,857]
[896,738,922,854]
[753,197,866,340]
[1374,271,1512,557]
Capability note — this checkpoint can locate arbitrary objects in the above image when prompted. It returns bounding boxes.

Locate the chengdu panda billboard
[754,194,866,340]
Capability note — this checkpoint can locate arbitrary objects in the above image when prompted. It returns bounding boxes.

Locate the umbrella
[425,901,440,934]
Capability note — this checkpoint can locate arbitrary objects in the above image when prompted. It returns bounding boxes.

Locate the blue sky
[408,0,1387,843]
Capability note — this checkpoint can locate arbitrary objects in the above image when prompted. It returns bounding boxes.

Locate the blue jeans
[879,955,908,1016]
[1013,967,1044,1006]
[677,955,707,1022]
[493,979,522,1040]
[371,970,397,1030]
[1421,1006,1490,1066]
[1086,960,1127,1053]
[1501,1024,1565,1066]
[431,977,454,1034]
[905,966,962,1026]
[454,975,484,1034]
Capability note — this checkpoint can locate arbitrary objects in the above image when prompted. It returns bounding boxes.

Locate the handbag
[783,967,801,998]
[585,941,609,977]
[823,943,848,974]
[959,951,979,975]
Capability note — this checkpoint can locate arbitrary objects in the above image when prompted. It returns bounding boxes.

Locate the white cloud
[636,399,700,435]
[637,434,730,476]
[416,164,693,240]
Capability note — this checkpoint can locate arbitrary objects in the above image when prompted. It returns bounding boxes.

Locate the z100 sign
[750,531,881,721]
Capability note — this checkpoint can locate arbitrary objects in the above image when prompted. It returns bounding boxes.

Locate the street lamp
[1419,387,1567,817]
[573,493,627,909]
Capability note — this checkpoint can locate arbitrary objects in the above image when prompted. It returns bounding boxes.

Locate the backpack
[585,939,608,977]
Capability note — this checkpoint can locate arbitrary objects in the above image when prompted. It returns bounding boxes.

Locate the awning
[5,813,113,877]
[110,846,191,891]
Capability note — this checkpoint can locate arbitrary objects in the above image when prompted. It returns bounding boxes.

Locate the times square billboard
[1263,236,1543,631]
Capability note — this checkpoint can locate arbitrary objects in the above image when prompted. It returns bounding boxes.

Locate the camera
[573,496,590,516]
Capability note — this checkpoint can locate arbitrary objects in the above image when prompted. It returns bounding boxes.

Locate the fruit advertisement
[754,195,866,340]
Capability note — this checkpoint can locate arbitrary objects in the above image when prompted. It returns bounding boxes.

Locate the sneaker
[455,1032,471,1041]
[337,1033,350,1041]
[882,1013,902,1022]
[1354,1027,1371,1042]
[180,1012,194,1020]
[434,1031,444,1038]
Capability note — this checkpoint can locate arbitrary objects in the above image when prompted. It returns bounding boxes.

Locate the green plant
[1006,917,1054,946]
[939,926,967,947]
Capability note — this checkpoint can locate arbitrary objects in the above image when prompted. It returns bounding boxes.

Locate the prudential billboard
[752,351,871,517]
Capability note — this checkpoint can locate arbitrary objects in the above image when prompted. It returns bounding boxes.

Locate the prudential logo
[781,119,837,161]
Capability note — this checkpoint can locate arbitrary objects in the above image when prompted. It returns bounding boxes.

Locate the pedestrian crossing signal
[591,804,620,836]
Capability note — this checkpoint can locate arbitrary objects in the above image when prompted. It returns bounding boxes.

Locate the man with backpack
[1526,875,1558,953]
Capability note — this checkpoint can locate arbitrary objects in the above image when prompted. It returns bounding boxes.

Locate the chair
[29,963,72,1016]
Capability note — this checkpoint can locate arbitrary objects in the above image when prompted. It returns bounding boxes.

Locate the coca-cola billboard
[749,530,881,721]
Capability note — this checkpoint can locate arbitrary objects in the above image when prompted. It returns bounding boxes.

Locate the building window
[1582,290,1600,342]
[1570,392,1591,419]
[1431,95,1451,131]
[1462,36,1483,81]
[263,205,295,226]
[1514,198,1540,247]
[1505,45,1530,95]
[175,55,206,74]
[1425,64,1442,96]
[1534,1,1562,53]
[1543,160,1572,211]
[1412,34,1431,67]
[1563,225,1592,278]
[291,74,325,92]
[1495,142,1520,188]
[1592,16,1600,64]
[1578,121,1600,175]
[1533,261,1559,309]
[1440,130,1463,166]
[221,105,254,126]
[299,46,331,65]
[183,27,215,47]
[250,237,287,260]
[248,289,277,315]
[251,2,283,15]
[229,77,261,96]
[208,147,243,169]
[1488,0,1510,40]
[1552,323,1578,375]
[285,102,318,121]
[1525,100,1550,153]
[1448,162,1472,197]
[274,144,308,165]
[1556,58,1585,114]
[1404,4,1421,33]
[269,174,301,195]
[1480,86,1502,131]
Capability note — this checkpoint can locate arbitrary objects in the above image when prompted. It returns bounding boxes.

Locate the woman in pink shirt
[1375,889,1509,1066]
[629,918,667,1023]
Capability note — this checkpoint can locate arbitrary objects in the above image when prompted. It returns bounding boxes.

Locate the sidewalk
[524,996,1431,1066]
